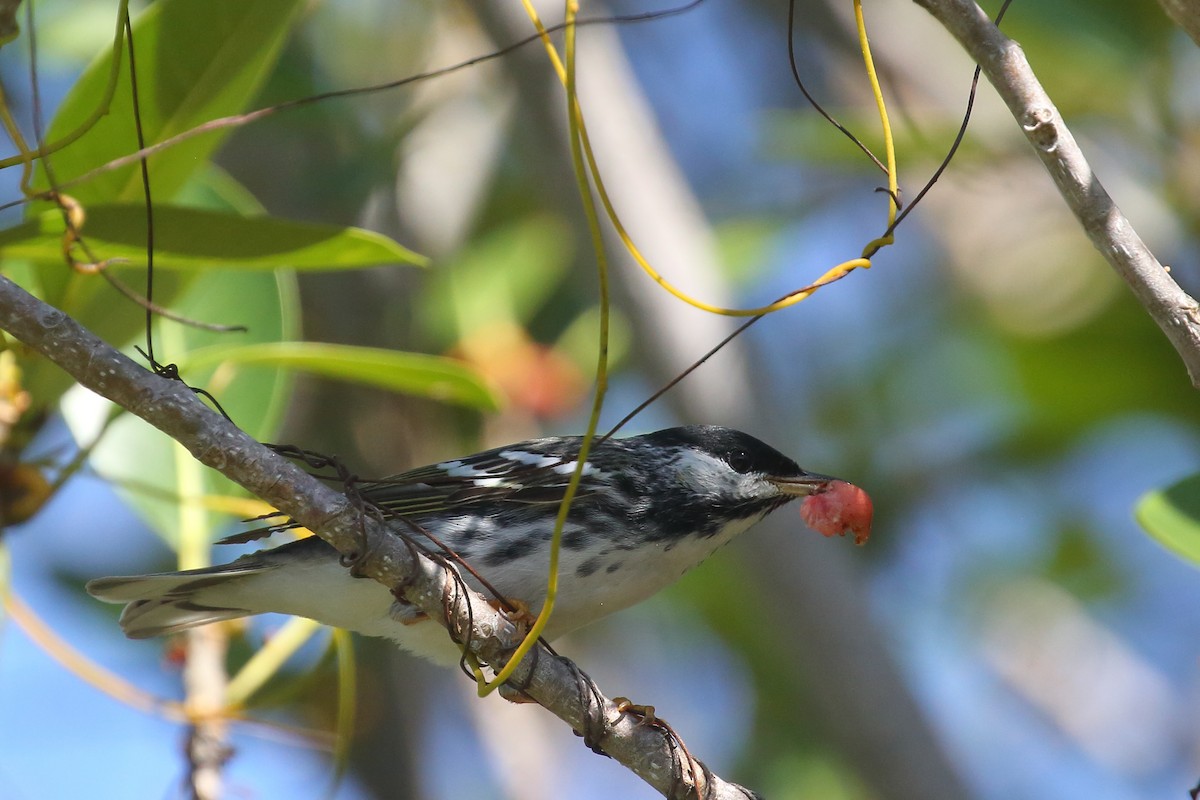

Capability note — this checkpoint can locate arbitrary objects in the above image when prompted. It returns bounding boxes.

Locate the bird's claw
[497,682,538,704]
[612,696,657,726]
[489,597,538,631]
[388,597,430,626]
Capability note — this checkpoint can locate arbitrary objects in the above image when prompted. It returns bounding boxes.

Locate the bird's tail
[86,560,272,639]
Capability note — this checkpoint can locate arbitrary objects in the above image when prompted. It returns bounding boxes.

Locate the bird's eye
[727,450,752,473]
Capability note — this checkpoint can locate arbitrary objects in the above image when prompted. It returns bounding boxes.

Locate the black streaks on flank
[575,556,603,578]
[482,534,539,567]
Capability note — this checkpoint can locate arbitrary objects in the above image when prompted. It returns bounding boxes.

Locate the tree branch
[913,0,1200,387]
[0,274,757,800]
[1155,0,1200,48]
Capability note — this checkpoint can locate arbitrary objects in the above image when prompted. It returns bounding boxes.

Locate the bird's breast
[511,513,766,639]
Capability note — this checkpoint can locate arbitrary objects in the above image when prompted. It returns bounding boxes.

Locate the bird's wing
[218,443,603,545]
[358,450,603,518]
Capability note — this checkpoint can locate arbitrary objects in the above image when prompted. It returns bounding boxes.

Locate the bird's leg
[485,603,542,705]
[485,597,541,703]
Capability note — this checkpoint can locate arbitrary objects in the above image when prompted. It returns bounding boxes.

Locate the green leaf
[57,169,303,544]
[1006,300,1200,454]
[182,342,500,411]
[32,0,305,206]
[61,267,301,545]
[1135,474,1200,567]
[17,170,275,407]
[1040,526,1121,600]
[16,0,308,392]
[173,162,273,215]
[714,218,783,287]
[0,205,426,271]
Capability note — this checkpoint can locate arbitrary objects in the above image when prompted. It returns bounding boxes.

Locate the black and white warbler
[87,425,871,663]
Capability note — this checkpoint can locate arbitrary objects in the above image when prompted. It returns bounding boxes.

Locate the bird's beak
[767,472,836,497]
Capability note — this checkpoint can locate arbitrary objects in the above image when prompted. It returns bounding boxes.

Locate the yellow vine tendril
[854,0,898,255]
[5,591,190,721]
[478,0,610,696]
[476,0,898,691]
[0,0,130,174]
[520,0,896,318]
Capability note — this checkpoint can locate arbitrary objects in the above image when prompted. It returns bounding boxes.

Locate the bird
[87,425,871,664]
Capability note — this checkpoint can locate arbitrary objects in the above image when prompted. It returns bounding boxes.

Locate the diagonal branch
[913,0,1200,387]
[0,274,757,800]
[1154,0,1200,48]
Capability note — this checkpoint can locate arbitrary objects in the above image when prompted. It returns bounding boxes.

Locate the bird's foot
[612,696,657,725]
[497,682,538,704]
[489,597,538,630]
[388,598,430,626]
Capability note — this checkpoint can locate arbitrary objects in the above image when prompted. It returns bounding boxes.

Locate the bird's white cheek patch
[671,449,747,496]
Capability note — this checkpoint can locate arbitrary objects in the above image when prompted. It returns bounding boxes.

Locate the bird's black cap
[641,425,804,478]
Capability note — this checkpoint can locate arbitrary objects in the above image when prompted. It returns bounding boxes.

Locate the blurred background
[1,0,1199,798]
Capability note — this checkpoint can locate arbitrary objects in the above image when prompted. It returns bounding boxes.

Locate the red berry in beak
[800,480,873,545]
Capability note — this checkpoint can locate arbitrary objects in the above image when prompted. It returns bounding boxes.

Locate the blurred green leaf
[183,342,499,411]
[763,753,869,800]
[0,205,425,271]
[555,304,631,372]
[12,0,307,416]
[61,266,299,544]
[1004,1,1172,112]
[420,215,572,345]
[1135,473,1200,567]
[331,628,356,786]
[1041,526,1122,600]
[172,162,277,213]
[23,0,305,355]
[17,166,397,408]
[762,107,988,169]
[1005,299,1200,453]
[32,0,304,206]
[56,170,303,544]
[714,218,783,287]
